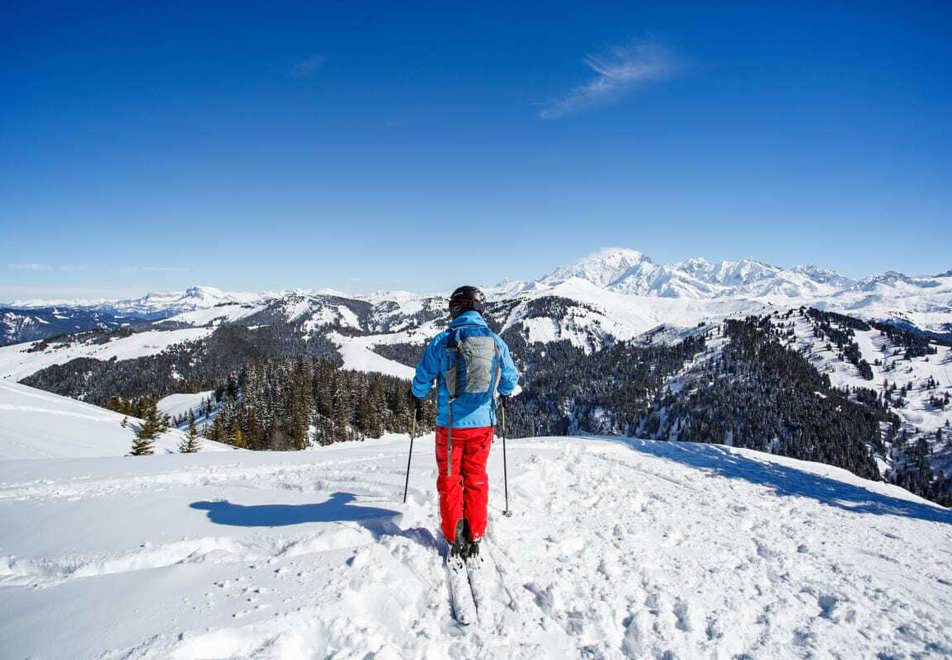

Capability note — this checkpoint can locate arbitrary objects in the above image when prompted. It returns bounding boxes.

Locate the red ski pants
[434,425,493,543]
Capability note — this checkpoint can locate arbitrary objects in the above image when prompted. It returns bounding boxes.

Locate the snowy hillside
[0,434,949,658]
[0,380,232,458]
[0,326,214,382]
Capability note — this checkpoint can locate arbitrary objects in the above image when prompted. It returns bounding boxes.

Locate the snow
[498,248,952,334]
[0,432,949,658]
[787,313,952,436]
[158,391,215,421]
[520,317,562,345]
[336,305,360,329]
[328,332,416,380]
[8,286,266,316]
[0,327,213,381]
[0,381,232,459]
[506,277,774,349]
[539,247,656,289]
[162,303,266,327]
[525,248,857,301]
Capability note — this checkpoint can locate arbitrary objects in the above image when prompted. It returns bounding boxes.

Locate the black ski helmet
[448,285,485,319]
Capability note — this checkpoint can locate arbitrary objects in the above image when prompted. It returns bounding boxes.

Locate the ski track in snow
[1,436,950,659]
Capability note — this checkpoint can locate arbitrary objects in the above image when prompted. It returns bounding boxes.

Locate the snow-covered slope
[157,390,215,421]
[0,434,949,658]
[0,380,232,458]
[0,326,213,381]
[498,278,772,351]
[823,271,952,335]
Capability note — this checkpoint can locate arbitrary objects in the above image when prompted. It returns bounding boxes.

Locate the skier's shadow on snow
[191,492,400,529]
[190,493,441,550]
[622,439,952,525]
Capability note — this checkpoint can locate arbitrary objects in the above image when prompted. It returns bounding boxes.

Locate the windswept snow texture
[1,435,949,658]
[0,381,232,459]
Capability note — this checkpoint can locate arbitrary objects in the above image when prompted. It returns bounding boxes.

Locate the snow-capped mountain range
[8,285,263,317]
[511,247,951,306]
[9,247,951,310]
[2,248,951,349]
[528,248,855,299]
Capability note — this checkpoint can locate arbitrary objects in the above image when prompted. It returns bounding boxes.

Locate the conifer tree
[179,410,201,453]
[131,400,165,456]
[229,419,246,449]
[210,414,225,442]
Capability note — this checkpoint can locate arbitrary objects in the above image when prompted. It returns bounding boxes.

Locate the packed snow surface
[0,381,231,459]
[1,434,949,658]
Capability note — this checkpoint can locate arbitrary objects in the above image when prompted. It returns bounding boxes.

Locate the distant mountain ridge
[9,285,263,316]
[6,248,950,310]
[520,247,946,301]
[3,248,951,348]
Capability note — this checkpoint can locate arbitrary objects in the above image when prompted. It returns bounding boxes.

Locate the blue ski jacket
[411,310,519,428]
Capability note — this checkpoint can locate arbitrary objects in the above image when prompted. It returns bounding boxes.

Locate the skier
[411,285,519,560]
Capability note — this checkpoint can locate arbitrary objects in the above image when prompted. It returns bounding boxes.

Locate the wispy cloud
[540,40,679,119]
[289,54,326,79]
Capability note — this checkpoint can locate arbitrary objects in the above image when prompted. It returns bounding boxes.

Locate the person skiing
[410,285,519,560]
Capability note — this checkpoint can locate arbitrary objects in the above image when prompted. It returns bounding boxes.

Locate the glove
[498,393,510,410]
[410,391,425,416]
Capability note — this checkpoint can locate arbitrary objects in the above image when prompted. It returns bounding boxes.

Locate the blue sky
[2,1,950,300]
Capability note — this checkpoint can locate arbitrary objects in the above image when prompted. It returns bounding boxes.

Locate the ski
[465,549,494,628]
[445,552,478,626]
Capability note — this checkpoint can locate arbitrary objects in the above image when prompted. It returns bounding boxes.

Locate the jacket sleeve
[411,334,444,398]
[496,337,520,396]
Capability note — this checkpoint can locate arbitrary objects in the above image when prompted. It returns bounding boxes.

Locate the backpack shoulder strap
[444,328,463,400]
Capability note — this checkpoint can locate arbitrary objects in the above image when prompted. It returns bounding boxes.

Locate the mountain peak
[540,247,656,288]
[183,285,225,298]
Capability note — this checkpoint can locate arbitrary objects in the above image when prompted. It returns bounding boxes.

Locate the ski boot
[449,520,469,560]
[462,519,480,558]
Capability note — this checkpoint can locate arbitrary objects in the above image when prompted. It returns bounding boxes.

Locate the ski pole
[500,403,512,517]
[403,410,416,504]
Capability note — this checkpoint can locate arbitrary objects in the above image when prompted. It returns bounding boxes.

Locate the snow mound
[0,381,232,459]
[0,434,949,658]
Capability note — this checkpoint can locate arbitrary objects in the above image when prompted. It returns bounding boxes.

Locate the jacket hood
[448,310,487,329]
